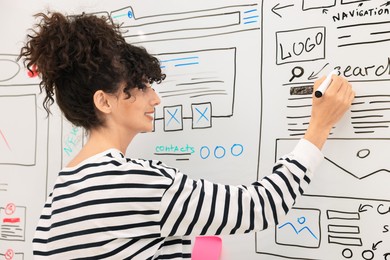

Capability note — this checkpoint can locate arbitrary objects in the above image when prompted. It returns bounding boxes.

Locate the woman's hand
[304,75,355,150]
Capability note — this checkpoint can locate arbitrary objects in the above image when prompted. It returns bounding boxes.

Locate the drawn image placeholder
[276,208,321,248]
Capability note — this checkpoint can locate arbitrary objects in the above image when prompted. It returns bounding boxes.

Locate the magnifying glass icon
[289,66,304,82]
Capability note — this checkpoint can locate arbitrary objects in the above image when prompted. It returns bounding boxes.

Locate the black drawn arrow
[358,204,373,212]
[323,9,328,14]
[372,241,382,250]
[308,63,329,80]
[381,1,390,7]
[272,3,294,18]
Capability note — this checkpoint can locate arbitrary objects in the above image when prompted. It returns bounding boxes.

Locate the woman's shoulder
[124,157,179,178]
[62,148,179,180]
[64,148,123,169]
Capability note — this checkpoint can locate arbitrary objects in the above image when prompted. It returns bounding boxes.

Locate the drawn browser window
[111,2,263,186]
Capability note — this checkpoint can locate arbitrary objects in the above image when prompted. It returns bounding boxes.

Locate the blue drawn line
[175,62,199,67]
[112,13,128,19]
[196,107,209,123]
[244,9,257,14]
[167,109,180,125]
[243,13,259,24]
[243,15,259,20]
[278,222,318,240]
[244,20,258,25]
[160,56,199,63]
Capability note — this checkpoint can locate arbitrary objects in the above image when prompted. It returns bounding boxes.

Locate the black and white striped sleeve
[159,138,323,237]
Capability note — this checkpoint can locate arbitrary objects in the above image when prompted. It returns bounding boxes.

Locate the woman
[19,12,354,259]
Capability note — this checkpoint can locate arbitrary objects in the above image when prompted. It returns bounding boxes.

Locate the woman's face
[109,83,161,135]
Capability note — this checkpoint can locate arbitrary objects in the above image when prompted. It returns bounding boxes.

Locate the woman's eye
[142,85,154,93]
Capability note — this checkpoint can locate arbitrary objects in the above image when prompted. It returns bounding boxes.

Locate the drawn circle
[384,253,390,260]
[200,146,210,159]
[231,144,244,157]
[342,248,353,259]
[297,216,306,224]
[357,149,370,159]
[0,59,21,82]
[5,203,16,215]
[5,249,14,260]
[214,146,226,159]
[362,250,374,260]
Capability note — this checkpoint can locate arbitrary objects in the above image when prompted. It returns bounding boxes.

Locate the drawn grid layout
[257,0,390,259]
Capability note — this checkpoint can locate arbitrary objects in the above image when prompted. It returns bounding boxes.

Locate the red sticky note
[192,236,222,260]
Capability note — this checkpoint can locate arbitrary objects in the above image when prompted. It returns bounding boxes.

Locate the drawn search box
[109,4,260,41]
[121,11,240,38]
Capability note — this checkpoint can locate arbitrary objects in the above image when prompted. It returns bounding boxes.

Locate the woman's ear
[93,90,112,114]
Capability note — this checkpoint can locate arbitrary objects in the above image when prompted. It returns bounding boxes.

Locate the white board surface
[0,0,389,259]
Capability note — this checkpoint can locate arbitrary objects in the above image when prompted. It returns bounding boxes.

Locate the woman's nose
[152,88,161,106]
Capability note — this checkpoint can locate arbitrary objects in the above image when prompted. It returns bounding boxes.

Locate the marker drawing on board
[314,70,338,98]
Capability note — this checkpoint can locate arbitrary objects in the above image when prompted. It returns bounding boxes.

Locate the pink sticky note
[192,236,222,260]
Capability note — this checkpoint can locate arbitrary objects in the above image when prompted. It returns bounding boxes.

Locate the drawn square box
[0,94,36,165]
[302,0,336,10]
[192,102,212,129]
[163,105,183,131]
[276,207,321,248]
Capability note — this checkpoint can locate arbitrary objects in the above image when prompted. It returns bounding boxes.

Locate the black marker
[315,70,338,98]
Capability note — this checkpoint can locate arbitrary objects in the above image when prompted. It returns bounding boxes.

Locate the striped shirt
[33,138,323,259]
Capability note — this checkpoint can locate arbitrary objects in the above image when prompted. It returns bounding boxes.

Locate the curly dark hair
[18,12,165,130]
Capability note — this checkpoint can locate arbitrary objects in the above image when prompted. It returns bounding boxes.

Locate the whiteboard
[0,0,389,259]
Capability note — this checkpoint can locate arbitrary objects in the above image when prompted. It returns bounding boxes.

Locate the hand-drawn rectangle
[154,48,236,121]
[328,224,360,234]
[0,205,26,241]
[0,94,36,166]
[276,27,326,65]
[276,207,321,248]
[328,235,362,246]
[327,210,360,220]
[302,0,336,11]
[110,4,259,42]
